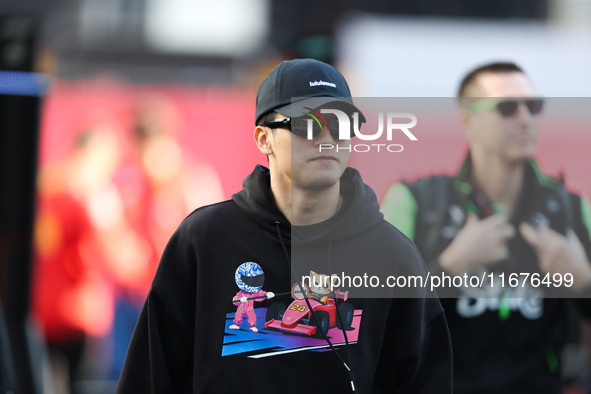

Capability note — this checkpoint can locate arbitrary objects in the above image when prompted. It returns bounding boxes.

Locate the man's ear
[254,126,273,156]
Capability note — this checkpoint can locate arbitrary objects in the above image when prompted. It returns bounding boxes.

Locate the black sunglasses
[264,116,354,140]
[469,98,544,117]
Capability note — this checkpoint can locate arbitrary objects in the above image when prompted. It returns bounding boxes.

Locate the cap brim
[274,97,366,123]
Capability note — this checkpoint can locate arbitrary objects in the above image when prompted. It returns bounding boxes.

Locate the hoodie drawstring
[275,221,356,392]
[328,242,352,370]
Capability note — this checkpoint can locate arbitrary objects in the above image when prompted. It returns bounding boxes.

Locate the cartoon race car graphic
[264,282,354,337]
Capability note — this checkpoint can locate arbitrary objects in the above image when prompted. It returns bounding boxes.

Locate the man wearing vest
[381,62,591,393]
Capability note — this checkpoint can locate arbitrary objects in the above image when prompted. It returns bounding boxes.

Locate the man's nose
[514,102,534,127]
[315,124,338,144]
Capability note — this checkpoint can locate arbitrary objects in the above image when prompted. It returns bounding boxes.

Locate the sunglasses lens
[495,99,544,117]
[327,119,342,140]
[525,99,544,115]
[292,118,321,138]
[496,101,518,117]
[327,119,340,132]
[292,115,356,139]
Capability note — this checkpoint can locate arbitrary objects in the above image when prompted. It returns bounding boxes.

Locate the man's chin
[297,177,341,192]
[506,152,535,164]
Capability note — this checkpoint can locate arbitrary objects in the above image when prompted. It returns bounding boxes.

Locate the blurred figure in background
[32,120,125,393]
[113,94,224,300]
[381,62,591,393]
[32,92,226,388]
[110,93,224,378]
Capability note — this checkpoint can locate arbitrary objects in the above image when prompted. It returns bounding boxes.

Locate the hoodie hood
[232,165,291,242]
[232,165,384,245]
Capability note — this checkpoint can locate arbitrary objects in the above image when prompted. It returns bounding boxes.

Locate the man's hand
[519,223,591,291]
[240,296,248,303]
[266,292,275,299]
[439,214,516,276]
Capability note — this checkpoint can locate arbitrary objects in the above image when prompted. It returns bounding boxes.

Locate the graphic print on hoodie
[222,266,363,358]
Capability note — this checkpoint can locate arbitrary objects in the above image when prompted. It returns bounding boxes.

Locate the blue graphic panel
[222,307,362,357]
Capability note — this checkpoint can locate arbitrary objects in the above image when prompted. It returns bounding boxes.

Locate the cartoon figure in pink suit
[229,262,274,333]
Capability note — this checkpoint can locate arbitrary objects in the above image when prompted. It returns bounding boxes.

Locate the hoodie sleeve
[371,296,453,394]
[368,223,453,393]
[399,307,453,393]
[397,244,453,393]
[117,223,197,394]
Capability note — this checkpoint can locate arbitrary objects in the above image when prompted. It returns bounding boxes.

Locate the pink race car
[264,288,353,337]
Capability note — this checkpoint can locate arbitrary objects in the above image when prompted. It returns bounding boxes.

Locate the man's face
[463,72,539,163]
[269,109,351,191]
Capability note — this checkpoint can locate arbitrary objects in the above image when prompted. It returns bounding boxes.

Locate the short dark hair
[257,111,277,127]
[458,62,525,97]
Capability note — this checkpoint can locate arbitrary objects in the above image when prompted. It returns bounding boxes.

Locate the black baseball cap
[255,58,366,125]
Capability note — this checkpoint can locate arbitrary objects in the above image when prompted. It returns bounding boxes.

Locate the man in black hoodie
[117,58,452,393]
